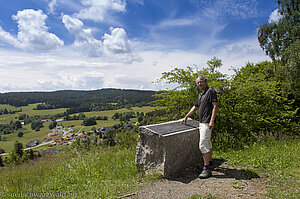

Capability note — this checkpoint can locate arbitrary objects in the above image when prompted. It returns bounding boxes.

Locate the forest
[0,88,156,112]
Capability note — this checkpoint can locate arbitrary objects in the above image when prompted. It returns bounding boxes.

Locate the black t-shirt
[194,86,218,123]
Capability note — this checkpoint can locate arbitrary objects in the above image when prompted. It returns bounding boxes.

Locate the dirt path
[132,159,268,199]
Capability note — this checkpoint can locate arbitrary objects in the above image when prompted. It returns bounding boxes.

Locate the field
[0,104,155,153]
[0,103,67,124]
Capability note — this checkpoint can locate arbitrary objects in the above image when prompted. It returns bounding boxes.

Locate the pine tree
[0,156,4,167]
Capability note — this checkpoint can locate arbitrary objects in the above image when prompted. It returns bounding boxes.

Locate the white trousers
[199,123,212,154]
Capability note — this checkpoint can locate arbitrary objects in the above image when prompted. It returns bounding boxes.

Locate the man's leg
[203,152,210,166]
[199,123,212,178]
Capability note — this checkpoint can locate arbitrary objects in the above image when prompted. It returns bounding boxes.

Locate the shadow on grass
[165,158,260,184]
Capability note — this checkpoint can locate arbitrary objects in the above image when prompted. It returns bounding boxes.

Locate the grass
[214,135,300,199]
[0,132,299,198]
[0,146,158,199]
[0,104,18,110]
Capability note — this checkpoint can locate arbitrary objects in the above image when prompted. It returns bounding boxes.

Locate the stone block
[135,118,202,177]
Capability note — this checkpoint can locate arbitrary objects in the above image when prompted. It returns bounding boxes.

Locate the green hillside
[0,105,154,152]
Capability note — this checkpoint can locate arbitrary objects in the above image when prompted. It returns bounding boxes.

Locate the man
[182,75,218,179]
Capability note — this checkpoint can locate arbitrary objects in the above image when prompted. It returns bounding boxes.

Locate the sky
[0,0,280,92]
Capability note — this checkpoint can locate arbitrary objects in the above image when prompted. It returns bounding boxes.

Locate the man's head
[196,75,207,91]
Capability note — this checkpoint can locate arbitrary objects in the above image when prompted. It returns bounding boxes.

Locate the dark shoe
[199,168,212,179]
[209,161,215,170]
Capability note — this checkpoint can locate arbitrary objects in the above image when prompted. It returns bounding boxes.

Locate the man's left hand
[209,121,214,129]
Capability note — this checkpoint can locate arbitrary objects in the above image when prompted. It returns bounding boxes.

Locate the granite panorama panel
[135,118,202,177]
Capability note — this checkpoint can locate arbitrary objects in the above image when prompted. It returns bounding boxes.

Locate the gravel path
[131,159,268,199]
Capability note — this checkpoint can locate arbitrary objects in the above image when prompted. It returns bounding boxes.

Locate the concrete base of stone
[135,119,202,177]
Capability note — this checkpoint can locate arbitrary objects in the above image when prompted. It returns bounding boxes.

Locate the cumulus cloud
[75,0,126,22]
[0,9,63,51]
[62,15,142,63]
[62,15,103,57]
[103,27,142,63]
[0,26,20,47]
[268,9,282,23]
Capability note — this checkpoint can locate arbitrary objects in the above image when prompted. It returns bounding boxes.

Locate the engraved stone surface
[146,119,199,136]
[135,118,202,177]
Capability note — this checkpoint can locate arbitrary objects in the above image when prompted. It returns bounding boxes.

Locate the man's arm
[182,106,197,124]
[209,102,218,129]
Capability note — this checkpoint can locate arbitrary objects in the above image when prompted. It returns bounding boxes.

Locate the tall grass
[0,146,157,199]
[214,135,300,199]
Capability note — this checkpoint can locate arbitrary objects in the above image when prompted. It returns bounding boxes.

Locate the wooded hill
[0,89,156,112]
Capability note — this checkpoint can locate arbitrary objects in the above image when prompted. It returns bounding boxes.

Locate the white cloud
[103,27,142,63]
[62,15,141,63]
[0,34,270,93]
[128,0,144,5]
[37,72,104,90]
[62,15,103,57]
[48,0,57,14]
[0,9,63,51]
[268,9,282,23]
[75,0,126,22]
[156,17,199,28]
[0,26,20,47]
[193,0,259,19]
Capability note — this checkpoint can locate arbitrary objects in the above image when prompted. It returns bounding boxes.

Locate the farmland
[0,103,154,152]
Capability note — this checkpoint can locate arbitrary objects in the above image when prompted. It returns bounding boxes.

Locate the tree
[258,0,299,62]
[3,108,8,114]
[216,61,297,149]
[31,120,43,131]
[78,112,86,120]
[10,141,24,164]
[26,149,35,160]
[82,117,97,126]
[103,129,116,146]
[14,141,23,158]
[14,121,22,129]
[0,156,4,167]
[48,121,57,129]
[112,112,119,120]
[138,115,143,123]
[17,131,24,138]
[154,57,228,120]
[258,0,300,98]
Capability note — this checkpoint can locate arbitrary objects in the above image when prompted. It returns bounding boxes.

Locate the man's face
[196,77,207,90]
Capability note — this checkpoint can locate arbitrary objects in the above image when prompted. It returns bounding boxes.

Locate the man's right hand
[182,116,188,124]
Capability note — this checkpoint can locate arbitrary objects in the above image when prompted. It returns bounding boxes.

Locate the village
[0,120,135,156]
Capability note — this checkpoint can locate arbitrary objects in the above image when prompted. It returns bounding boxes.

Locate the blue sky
[0,0,279,92]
